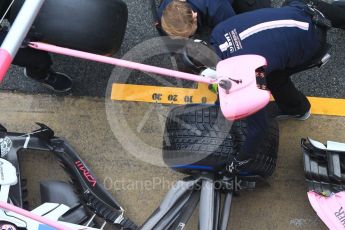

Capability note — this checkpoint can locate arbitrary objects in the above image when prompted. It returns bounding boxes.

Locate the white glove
[199,67,217,79]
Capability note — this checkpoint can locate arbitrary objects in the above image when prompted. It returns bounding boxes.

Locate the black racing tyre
[163,104,279,177]
[10,0,127,55]
[231,117,279,177]
[163,104,236,174]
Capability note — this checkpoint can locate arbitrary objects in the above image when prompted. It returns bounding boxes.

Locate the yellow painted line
[111,83,217,105]
[111,83,345,117]
[308,96,345,117]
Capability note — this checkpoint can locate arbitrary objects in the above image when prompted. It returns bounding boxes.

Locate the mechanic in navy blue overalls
[156,0,271,39]
[207,0,345,170]
[210,0,341,120]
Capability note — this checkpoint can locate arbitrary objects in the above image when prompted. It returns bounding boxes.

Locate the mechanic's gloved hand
[199,67,217,79]
[193,39,209,46]
[199,67,218,93]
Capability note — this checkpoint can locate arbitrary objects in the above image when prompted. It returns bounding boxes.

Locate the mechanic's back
[210,2,322,73]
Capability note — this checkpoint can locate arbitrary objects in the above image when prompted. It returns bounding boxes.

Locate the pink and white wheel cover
[217,55,271,120]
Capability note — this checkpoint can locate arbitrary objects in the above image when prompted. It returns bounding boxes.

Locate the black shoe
[266,101,311,121]
[25,69,73,93]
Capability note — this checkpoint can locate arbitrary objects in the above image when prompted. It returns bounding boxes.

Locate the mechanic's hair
[161,0,197,38]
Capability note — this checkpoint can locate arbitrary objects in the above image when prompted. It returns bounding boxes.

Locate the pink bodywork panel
[217,55,271,120]
[308,191,345,230]
[0,49,12,82]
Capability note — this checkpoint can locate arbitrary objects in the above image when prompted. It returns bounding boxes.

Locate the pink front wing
[217,55,271,121]
[308,191,345,230]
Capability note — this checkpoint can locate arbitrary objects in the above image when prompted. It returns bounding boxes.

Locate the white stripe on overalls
[239,20,310,40]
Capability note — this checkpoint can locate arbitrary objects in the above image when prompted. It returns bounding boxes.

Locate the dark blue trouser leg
[266,69,311,116]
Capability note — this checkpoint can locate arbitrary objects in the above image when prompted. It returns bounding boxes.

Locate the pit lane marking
[111,83,217,105]
[308,97,345,117]
[111,83,345,117]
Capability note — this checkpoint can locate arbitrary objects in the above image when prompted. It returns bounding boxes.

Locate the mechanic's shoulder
[210,23,223,40]
[211,17,234,35]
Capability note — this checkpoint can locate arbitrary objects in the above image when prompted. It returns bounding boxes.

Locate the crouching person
[156,0,272,39]
[210,0,345,120]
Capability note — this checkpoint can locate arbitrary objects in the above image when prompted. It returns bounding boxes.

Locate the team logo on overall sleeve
[219,29,242,53]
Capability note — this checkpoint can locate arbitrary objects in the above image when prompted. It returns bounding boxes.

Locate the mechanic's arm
[209,27,227,60]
